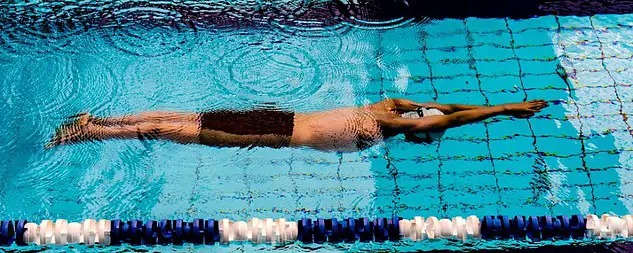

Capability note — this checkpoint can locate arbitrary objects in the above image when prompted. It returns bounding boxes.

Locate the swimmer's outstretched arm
[383,105,507,132]
[381,100,549,133]
[380,98,488,114]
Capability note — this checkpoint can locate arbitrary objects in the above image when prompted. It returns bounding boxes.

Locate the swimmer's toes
[46,118,93,148]
[67,112,89,119]
[68,113,90,125]
[45,128,68,149]
[44,138,60,149]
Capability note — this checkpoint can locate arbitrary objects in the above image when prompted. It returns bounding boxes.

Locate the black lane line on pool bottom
[553,16,598,213]
[463,19,503,215]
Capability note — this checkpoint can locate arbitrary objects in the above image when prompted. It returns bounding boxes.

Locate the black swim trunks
[198,110,295,148]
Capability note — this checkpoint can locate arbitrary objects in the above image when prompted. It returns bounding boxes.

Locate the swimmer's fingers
[530,103,549,111]
[529,100,549,107]
[526,100,549,111]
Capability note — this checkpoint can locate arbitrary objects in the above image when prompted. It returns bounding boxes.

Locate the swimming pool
[1,0,633,251]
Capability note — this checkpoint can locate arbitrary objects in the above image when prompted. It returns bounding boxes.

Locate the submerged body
[292,106,386,151]
[47,99,549,151]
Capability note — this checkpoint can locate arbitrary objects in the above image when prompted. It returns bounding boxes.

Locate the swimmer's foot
[45,113,96,149]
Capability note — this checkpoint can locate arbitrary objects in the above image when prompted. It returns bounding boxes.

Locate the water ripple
[0,62,20,152]
[69,54,121,114]
[326,0,419,29]
[19,55,78,117]
[120,53,233,111]
[1,3,87,56]
[266,0,348,36]
[100,4,199,57]
[23,54,120,118]
[213,36,323,107]
[13,144,102,211]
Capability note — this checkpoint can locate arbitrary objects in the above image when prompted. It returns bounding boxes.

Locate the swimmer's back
[290,106,389,151]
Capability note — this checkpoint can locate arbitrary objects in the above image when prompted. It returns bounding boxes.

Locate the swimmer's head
[401,108,446,143]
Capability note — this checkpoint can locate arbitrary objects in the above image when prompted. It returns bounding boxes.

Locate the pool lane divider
[1,214,631,246]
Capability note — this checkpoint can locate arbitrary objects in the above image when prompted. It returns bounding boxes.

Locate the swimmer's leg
[95,122,201,143]
[46,120,201,148]
[71,111,199,126]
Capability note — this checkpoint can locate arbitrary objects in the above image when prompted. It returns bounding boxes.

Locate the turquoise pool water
[1,2,633,251]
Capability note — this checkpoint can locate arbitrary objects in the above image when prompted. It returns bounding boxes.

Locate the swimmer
[46,99,549,151]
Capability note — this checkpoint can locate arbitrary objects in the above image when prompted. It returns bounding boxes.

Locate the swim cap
[401,108,446,141]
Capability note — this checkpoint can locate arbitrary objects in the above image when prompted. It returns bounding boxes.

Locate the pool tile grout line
[464,19,502,214]
[185,156,204,219]
[589,17,633,139]
[504,18,555,215]
[420,29,439,101]
[286,153,301,219]
[555,16,598,213]
[378,30,402,217]
[336,153,345,215]
[420,28,445,216]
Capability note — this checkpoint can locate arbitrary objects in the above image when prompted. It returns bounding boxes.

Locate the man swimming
[47,99,549,151]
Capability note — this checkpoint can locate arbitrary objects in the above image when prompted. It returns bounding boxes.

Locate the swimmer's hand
[502,100,549,118]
